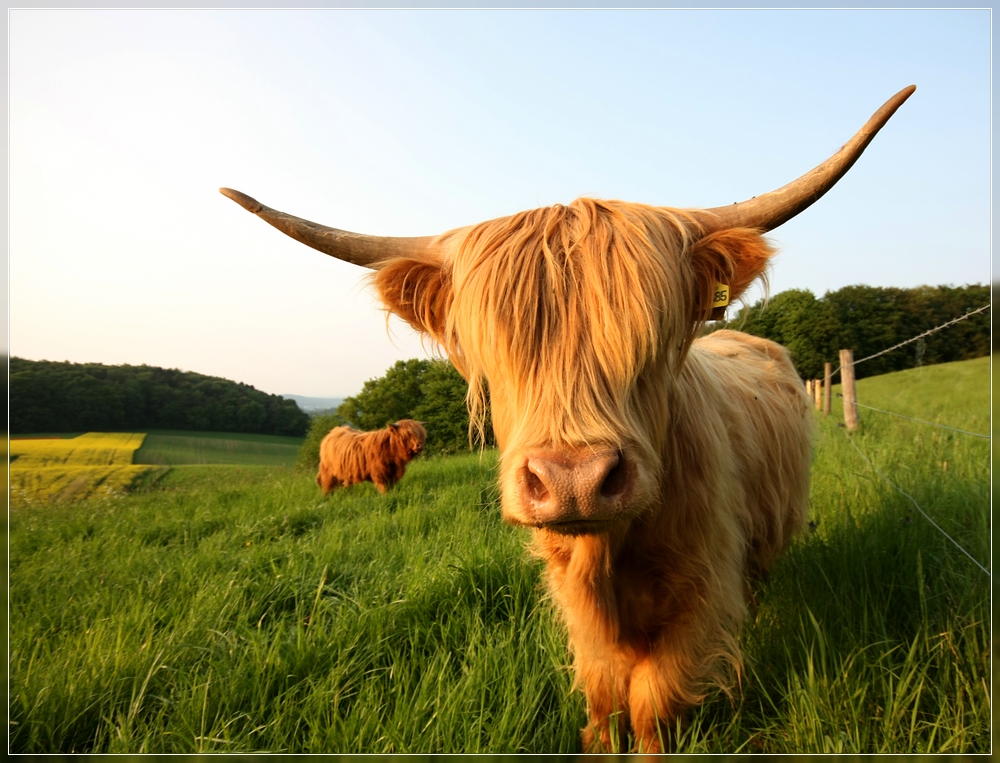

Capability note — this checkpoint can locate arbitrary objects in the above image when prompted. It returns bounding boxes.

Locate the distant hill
[10,358,310,436]
[282,394,345,413]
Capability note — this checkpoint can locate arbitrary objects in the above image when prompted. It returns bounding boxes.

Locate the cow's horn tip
[219,187,263,214]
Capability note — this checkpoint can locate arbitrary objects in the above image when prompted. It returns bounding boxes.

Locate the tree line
[709,283,990,381]
[9,358,310,436]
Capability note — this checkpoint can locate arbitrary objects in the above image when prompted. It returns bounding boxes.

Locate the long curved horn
[691,85,916,233]
[219,187,440,268]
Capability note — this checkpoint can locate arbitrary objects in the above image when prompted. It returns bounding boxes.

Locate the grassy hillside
[8,358,990,753]
[829,354,988,433]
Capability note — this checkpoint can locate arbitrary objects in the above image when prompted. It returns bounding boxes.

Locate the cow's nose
[519,449,632,529]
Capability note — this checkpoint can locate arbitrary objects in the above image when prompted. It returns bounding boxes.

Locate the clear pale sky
[8,5,990,397]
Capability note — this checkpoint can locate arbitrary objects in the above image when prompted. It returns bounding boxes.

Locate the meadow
[133,430,305,467]
[7,357,991,753]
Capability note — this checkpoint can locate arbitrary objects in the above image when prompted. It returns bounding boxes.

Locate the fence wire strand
[842,431,990,577]
[830,303,990,380]
[834,394,991,439]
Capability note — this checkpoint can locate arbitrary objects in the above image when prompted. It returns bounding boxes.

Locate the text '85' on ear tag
[709,282,730,320]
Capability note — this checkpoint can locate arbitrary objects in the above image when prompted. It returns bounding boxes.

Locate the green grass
[9,454,581,753]
[133,430,305,467]
[8,358,991,753]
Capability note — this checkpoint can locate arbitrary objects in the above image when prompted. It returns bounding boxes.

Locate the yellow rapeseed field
[9,433,158,504]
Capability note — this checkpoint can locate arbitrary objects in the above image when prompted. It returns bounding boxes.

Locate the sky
[8,6,991,398]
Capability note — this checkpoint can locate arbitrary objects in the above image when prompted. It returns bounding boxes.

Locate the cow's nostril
[525,469,549,503]
[600,454,629,499]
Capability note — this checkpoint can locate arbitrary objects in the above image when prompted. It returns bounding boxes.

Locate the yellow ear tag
[712,282,730,308]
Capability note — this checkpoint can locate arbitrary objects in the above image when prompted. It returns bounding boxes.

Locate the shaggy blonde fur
[316,419,426,495]
[373,198,811,752]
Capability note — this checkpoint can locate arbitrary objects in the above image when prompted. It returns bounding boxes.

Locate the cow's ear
[688,228,776,319]
[373,256,453,346]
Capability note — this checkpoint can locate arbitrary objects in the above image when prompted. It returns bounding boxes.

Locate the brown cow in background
[317,419,426,495]
[223,86,915,752]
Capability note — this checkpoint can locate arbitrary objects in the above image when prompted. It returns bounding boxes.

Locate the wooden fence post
[805,379,813,398]
[813,379,822,410]
[823,362,832,417]
[839,349,859,430]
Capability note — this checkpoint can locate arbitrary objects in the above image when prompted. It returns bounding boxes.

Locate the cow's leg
[316,469,335,496]
[627,658,678,753]
[628,607,741,754]
[579,673,629,753]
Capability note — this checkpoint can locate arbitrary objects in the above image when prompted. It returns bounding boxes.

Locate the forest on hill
[710,283,990,380]
[9,358,310,436]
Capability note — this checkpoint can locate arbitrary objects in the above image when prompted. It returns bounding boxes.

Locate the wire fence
[819,304,992,577]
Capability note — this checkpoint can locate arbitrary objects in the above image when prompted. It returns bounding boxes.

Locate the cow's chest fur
[538,520,738,653]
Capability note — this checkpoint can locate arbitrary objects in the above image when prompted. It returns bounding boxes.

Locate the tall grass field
[8,357,991,753]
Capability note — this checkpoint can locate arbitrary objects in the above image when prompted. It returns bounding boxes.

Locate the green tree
[412,360,479,455]
[297,358,486,469]
[337,359,431,431]
[237,401,268,433]
[823,285,910,378]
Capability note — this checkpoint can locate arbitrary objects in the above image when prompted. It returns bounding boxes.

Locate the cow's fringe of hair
[444,199,774,454]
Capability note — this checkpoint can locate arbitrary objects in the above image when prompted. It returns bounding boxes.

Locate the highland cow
[223,86,915,752]
[316,419,426,495]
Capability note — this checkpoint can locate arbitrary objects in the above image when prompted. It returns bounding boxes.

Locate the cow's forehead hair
[444,197,702,446]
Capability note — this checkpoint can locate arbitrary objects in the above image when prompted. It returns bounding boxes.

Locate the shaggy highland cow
[223,86,915,752]
[316,419,426,495]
